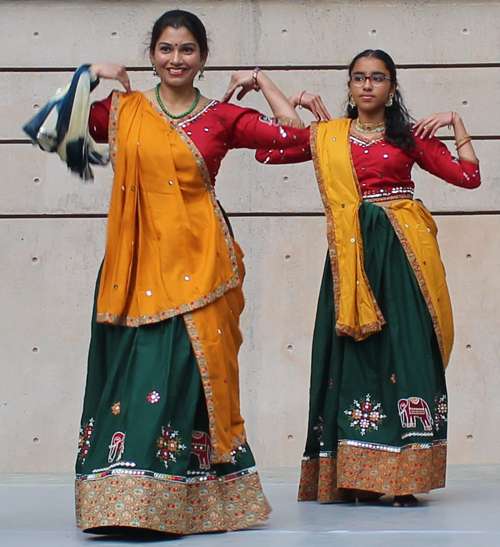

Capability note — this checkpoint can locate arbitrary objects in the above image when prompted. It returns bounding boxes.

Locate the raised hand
[221,70,256,103]
[413,112,455,139]
[290,92,331,121]
[89,63,132,93]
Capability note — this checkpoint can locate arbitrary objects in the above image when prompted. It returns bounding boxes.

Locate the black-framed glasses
[350,72,392,87]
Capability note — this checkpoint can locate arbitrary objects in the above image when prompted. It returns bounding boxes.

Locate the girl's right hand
[89,63,132,93]
[290,91,331,121]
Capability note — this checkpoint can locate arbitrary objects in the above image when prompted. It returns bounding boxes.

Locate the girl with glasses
[257,49,479,507]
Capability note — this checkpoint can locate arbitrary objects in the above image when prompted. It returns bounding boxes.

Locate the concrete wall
[0,0,499,472]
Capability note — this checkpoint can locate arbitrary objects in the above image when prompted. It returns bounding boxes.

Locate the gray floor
[1,466,500,547]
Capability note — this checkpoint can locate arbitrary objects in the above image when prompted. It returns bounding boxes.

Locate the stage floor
[1,466,499,547]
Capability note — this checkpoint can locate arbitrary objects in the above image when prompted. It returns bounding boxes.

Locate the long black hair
[347,49,415,149]
[149,10,209,59]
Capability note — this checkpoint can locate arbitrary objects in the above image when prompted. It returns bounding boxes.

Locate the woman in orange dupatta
[257,50,480,507]
[24,9,310,536]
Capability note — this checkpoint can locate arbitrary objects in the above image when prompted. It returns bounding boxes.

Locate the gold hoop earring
[385,93,394,107]
[349,94,356,108]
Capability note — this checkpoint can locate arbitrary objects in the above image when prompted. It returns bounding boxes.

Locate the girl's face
[348,56,397,115]
[151,26,206,88]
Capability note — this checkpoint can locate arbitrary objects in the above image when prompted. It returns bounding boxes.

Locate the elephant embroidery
[398,397,433,431]
[191,431,212,470]
[108,431,126,463]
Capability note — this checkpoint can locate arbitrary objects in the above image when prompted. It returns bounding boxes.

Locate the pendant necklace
[355,119,386,133]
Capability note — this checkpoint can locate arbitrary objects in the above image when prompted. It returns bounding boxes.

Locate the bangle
[252,67,261,92]
[455,134,471,148]
[456,137,472,151]
[298,90,306,109]
[447,111,456,130]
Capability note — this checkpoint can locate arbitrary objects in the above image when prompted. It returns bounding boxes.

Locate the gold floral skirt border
[298,442,447,502]
[76,470,271,534]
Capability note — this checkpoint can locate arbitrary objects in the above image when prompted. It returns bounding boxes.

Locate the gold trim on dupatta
[382,200,454,367]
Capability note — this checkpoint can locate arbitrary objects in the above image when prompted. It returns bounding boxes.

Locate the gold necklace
[355,119,386,133]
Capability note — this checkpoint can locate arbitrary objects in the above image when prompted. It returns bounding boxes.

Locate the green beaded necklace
[155,84,201,119]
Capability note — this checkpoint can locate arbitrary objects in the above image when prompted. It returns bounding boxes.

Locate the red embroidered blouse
[89,95,310,185]
[255,124,481,200]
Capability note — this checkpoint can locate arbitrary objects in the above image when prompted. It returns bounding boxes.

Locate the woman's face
[151,26,205,88]
[348,56,397,115]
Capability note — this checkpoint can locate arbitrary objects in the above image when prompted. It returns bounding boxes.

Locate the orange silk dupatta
[312,119,453,367]
[98,91,247,461]
[98,92,241,327]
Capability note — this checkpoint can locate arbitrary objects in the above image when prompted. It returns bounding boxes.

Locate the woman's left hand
[414,112,456,139]
[221,70,258,103]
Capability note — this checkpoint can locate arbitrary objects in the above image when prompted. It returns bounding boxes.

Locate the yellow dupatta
[98,91,241,327]
[312,118,385,340]
[312,119,453,366]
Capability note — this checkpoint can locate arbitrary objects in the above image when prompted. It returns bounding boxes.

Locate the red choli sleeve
[255,135,312,164]
[89,94,112,143]
[410,134,481,189]
[219,104,310,152]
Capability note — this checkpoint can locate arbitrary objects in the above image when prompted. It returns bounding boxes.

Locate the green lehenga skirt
[75,275,270,534]
[298,202,448,502]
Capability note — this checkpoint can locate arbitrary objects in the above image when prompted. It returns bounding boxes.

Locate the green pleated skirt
[75,271,270,533]
[298,201,448,502]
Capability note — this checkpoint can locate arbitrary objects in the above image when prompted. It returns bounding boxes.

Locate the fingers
[221,74,243,103]
[315,98,331,121]
[418,123,435,139]
[221,73,254,103]
[414,117,436,138]
[414,112,451,138]
[313,96,332,122]
[302,95,331,121]
[413,116,431,137]
[116,66,132,93]
[220,86,235,103]
[90,63,132,92]
[236,88,250,101]
[307,97,323,121]
[119,73,132,93]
